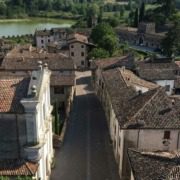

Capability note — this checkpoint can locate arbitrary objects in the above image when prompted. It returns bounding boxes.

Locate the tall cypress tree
[139,2,145,22]
[134,8,139,27]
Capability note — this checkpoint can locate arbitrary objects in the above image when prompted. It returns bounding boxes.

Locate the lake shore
[0,17,75,37]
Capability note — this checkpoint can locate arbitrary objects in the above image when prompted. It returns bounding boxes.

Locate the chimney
[31,85,37,97]
[38,61,43,70]
[44,63,48,69]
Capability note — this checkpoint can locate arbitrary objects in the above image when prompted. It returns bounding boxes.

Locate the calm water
[0,18,75,37]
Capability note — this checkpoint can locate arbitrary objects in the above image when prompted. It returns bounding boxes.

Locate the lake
[0,18,75,37]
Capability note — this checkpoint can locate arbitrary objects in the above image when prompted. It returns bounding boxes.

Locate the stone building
[91,54,135,87]
[35,28,67,49]
[116,22,165,50]
[68,33,95,69]
[0,66,54,180]
[0,45,75,117]
[128,149,180,180]
[94,64,180,179]
[135,57,179,95]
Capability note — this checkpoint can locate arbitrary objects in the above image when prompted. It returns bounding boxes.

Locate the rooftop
[0,76,30,113]
[102,68,180,129]
[128,149,180,180]
[0,159,38,176]
[136,58,179,81]
[93,55,135,70]
[1,46,74,70]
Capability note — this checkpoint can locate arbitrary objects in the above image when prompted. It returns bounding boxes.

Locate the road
[51,71,120,180]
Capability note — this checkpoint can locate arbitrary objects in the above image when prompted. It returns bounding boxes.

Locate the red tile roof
[0,76,29,113]
[0,159,38,176]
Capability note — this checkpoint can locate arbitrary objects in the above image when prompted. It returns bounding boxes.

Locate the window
[81,45,84,48]
[48,39,50,43]
[41,40,44,44]
[54,86,64,94]
[71,52,74,56]
[81,61,84,65]
[71,45,74,48]
[42,46,44,48]
[81,52,85,57]
[164,131,170,139]
[165,85,170,92]
[99,79,101,86]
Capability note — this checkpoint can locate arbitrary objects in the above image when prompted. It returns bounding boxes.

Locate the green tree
[100,34,119,55]
[88,48,109,59]
[91,23,116,45]
[86,3,99,27]
[139,2,145,22]
[106,16,119,27]
[119,5,124,17]
[134,8,139,27]
[161,19,180,57]
[0,1,7,16]
[91,23,119,56]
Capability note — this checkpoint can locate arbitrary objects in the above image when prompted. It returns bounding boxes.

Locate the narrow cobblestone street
[51,71,120,180]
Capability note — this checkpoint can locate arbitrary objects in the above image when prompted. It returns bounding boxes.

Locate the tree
[91,23,116,45]
[91,23,119,56]
[106,16,119,27]
[139,2,145,22]
[134,8,139,27]
[0,1,7,16]
[86,3,99,27]
[100,34,119,55]
[161,18,180,57]
[88,48,109,59]
[119,5,124,17]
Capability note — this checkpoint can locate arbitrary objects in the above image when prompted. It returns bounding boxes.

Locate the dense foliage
[90,23,119,57]
[0,0,103,18]
[161,17,180,57]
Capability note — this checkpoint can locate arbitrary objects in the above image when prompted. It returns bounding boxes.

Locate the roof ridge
[118,68,129,88]
[129,87,162,122]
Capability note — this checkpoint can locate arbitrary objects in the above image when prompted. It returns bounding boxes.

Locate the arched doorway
[139,37,144,46]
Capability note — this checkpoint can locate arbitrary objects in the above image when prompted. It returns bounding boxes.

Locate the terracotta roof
[128,149,180,180]
[102,68,180,129]
[68,33,88,43]
[93,55,135,70]
[136,60,178,81]
[50,75,75,86]
[120,68,158,89]
[1,51,74,71]
[0,159,38,176]
[0,76,30,113]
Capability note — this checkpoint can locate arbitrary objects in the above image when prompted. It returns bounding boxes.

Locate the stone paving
[51,71,120,180]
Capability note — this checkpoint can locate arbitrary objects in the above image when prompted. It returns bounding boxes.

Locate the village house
[0,65,54,180]
[136,57,179,95]
[35,28,68,49]
[128,149,180,180]
[116,22,165,50]
[94,65,180,179]
[91,54,135,88]
[0,45,75,117]
[175,61,180,94]
[68,33,95,69]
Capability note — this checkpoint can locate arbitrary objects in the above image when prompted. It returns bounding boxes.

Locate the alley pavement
[51,71,120,180]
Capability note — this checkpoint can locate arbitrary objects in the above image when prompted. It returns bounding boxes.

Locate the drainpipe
[119,130,124,179]
[177,130,180,150]
[137,129,140,149]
